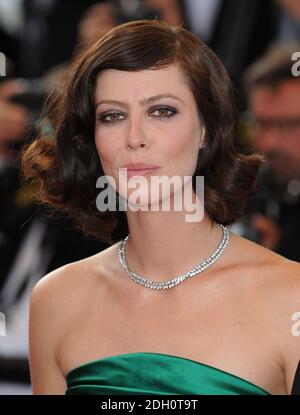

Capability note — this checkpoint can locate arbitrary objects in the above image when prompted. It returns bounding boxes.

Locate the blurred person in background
[0,0,290,87]
[0,0,186,79]
[242,43,300,262]
[277,0,300,41]
[77,1,121,51]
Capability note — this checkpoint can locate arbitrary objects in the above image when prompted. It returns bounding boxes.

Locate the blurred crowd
[0,0,300,394]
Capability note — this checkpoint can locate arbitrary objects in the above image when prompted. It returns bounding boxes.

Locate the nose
[126,141,146,150]
[125,115,148,150]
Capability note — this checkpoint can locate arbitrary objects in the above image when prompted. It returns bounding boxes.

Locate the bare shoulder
[229,230,300,299]
[28,244,117,394]
[229,231,300,394]
[29,241,121,335]
[31,241,119,306]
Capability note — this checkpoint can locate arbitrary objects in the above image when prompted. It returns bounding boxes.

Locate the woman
[21,19,300,395]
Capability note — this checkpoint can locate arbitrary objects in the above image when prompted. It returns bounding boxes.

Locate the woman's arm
[28,270,68,395]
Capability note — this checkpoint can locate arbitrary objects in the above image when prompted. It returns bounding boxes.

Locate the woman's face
[94,64,205,209]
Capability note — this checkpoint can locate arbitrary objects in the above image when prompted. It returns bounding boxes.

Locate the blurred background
[0,0,300,394]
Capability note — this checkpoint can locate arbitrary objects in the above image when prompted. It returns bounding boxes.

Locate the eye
[97,111,125,124]
[150,106,177,119]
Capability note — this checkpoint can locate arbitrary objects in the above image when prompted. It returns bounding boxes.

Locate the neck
[123,193,224,284]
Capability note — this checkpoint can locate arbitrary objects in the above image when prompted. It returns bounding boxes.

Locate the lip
[119,162,160,178]
[120,162,160,170]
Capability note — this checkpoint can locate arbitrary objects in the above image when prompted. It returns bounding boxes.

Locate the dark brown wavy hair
[20,19,264,245]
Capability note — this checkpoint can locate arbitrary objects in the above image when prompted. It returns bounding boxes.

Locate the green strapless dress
[65,352,271,395]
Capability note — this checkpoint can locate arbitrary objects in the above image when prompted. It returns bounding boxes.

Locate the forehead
[94,64,192,100]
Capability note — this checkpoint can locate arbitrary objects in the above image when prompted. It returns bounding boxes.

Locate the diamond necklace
[118,223,230,290]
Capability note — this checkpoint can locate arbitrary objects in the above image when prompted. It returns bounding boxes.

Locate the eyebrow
[95,94,184,109]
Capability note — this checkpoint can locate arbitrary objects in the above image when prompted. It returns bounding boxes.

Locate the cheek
[163,125,197,154]
[95,131,117,166]
[162,128,199,170]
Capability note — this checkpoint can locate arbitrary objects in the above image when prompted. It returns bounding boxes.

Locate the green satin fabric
[65,352,271,395]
